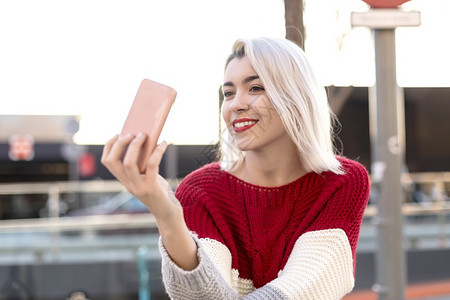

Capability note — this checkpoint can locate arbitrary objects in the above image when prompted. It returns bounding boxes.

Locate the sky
[1,0,449,145]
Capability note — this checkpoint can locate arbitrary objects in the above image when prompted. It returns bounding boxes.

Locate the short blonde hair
[219,37,343,175]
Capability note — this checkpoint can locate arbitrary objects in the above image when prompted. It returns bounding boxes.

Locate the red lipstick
[232,118,258,133]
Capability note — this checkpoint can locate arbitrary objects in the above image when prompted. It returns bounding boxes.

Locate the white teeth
[234,121,256,128]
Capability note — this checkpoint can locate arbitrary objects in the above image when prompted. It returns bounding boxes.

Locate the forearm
[243,229,354,300]
[159,234,240,300]
[159,229,354,300]
[156,205,199,271]
[101,133,199,270]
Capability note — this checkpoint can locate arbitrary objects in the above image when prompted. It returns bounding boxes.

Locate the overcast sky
[1,0,449,145]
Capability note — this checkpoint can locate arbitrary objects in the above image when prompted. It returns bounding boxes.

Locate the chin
[235,139,258,152]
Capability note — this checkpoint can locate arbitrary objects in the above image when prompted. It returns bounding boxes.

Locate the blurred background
[0,0,449,299]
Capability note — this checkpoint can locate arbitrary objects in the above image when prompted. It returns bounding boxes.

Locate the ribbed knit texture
[265,229,355,299]
[175,156,370,290]
[159,235,240,299]
[160,228,356,299]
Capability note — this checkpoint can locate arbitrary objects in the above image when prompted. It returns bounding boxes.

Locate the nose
[229,92,250,112]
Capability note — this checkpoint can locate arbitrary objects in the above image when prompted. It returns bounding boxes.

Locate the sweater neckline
[223,168,317,191]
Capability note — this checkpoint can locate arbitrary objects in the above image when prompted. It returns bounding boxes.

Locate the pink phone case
[120,79,176,173]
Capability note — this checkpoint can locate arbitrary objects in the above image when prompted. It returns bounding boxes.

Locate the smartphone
[120,79,177,173]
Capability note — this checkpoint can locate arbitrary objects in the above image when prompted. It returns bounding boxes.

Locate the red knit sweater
[175,156,370,289]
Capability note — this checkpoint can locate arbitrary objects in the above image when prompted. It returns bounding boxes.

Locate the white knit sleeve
[199,237,256,296]
[242,228,355,300]
[160,229,354,300]
[159,234,240,300]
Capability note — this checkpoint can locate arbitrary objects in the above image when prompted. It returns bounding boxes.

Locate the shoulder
[317,156,371,204]
[321,156,369,184]
[317,156,370,189]
[333,156,371,204]
[175,162,225,199]
[337,156,370,183]
[178,162,224,186]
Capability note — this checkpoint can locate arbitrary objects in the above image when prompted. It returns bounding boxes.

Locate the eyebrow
[223,75,260,87]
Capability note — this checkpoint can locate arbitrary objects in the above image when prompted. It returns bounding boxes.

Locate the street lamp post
[351,1,420,299]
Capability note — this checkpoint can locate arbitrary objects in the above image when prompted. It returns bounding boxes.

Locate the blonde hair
[219,37,343,175]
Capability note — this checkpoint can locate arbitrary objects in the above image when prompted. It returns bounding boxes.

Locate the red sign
[79,152,97,177]
[9,135,35,161]
[362,0,410,8]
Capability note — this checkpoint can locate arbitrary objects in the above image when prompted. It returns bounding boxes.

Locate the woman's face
[221,56,292,153]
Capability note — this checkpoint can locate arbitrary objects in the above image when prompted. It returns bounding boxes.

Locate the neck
[232,144,307,187]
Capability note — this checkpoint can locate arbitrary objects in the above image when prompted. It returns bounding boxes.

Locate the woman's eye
[223,91,234,98]
[250,85,264,92]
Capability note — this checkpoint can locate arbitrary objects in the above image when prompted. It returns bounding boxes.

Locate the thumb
[146,141,168,172]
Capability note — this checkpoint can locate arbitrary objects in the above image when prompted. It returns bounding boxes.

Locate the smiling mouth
[232,119,258,133]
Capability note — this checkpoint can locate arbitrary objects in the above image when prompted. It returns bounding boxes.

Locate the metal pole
[137,245,151,300]
[370,28,407,300]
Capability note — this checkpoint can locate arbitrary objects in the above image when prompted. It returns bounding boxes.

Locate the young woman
[102,37,370,299]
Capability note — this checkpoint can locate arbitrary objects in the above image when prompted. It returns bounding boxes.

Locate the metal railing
[0,173,448,300]
[0,178,180,219]
[0,173,448,235]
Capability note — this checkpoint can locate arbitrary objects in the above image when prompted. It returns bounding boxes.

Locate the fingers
[123,133,148,180]
[101,133,168,198]
[146,141,168,175]
[101,134,134,168]
[100,134,136,187]
[101,134,119,165]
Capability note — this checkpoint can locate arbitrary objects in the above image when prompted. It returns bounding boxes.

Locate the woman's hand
[101,133,199,270]
[100,133,178,220]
